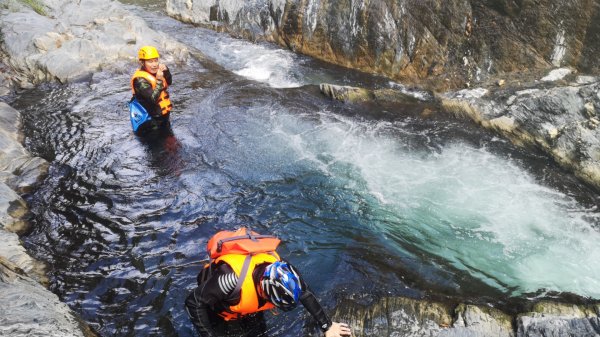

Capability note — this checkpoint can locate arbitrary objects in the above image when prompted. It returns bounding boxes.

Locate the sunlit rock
[320,83,373,103]
[0,231,47,284]
[0,182,27,233]
[0,0,189,85]
[541,68,573,82]
[0,103,49,195]
[332,296,600,337]
[442,304,514,337]
[320,83,426,104]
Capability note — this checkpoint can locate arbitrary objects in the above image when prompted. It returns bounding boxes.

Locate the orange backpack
[206,227,281,259]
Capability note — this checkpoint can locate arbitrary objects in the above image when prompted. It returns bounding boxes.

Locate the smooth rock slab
[0,0,189,85]
[0,257,90,337]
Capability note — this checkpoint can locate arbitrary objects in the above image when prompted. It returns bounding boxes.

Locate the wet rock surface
[333,297,600,337]
[517,301,600,337]
[166,0,600,90]
[1,0,599,336]
[0,101,89,336]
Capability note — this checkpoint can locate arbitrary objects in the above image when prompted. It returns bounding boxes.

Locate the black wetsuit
[185,262,333,337]
[131,67,172,132]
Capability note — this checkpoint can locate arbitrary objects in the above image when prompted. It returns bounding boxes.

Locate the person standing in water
[185,227,352,337]
[130,45,172,134]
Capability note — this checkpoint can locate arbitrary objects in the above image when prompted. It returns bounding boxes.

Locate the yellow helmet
[138,46,160,60]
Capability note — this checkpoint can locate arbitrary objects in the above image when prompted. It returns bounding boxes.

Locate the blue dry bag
[129,98,151,132]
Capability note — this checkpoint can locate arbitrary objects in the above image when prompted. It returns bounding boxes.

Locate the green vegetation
[18,0,46,16]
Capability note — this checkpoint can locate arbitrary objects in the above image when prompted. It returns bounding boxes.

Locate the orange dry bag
[207,227,281,259]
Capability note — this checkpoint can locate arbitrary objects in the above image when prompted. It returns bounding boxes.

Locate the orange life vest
[205,228,282,320]
[130,69,172,116]
[213,253,279,320]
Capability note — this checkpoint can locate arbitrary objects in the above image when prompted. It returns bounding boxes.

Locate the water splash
[263,110,600,299]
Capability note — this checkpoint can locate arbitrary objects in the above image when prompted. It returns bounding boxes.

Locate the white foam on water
[201,37,303,88]
[232,50,301,88]
[265,111,600,298]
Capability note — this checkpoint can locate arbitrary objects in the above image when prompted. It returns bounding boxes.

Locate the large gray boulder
[166,0,600,90]
[0,0,189,87]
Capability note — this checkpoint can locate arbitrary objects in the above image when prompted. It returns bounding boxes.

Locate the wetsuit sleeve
[133,77,165,103]
[185,263,237,337]
[185,287,218,337]
[164,68,172,86]
[300,288,333,333]
[275,260,333,332]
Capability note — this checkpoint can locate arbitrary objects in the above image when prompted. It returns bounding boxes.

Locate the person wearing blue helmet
[185,258,352,337]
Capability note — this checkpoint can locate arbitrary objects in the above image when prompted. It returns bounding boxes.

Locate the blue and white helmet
[260,261,304,311]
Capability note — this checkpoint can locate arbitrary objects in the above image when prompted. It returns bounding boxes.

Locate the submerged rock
[320,83,426,104]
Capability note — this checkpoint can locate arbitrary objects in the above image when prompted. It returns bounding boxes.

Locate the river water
[11,1,600,336]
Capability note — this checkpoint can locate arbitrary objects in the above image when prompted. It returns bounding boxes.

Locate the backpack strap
[232,254,252,296]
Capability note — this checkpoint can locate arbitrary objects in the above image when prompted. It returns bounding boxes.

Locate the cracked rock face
[166,0,600,90]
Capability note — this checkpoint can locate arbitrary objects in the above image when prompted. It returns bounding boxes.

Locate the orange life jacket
[130,69,172,116]
[205,228,282,320]
[213,253,279,320]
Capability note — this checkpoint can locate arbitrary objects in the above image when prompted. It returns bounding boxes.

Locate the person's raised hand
[156,68,164,81]
[325,322,352,337]
[158,64,167,72]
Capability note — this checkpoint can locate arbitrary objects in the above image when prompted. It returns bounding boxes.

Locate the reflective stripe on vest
[214,252,280,320]
[130,69,172,116]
